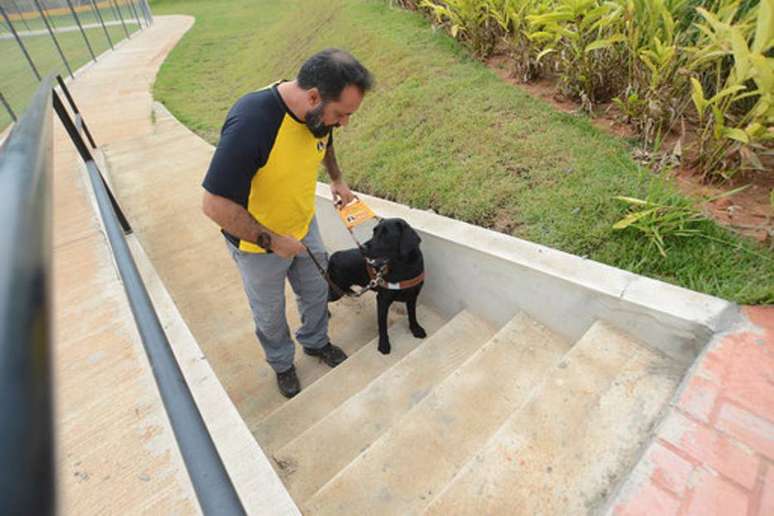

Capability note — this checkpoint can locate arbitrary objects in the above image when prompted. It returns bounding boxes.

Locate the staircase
[258,307,682,514]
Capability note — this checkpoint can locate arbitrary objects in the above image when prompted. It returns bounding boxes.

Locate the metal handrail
[56,75,97,150]
[53,75,131,233]
[0,77,55,516]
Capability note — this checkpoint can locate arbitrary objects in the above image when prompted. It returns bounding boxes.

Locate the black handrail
[56,75,97,149]
[53,75,131,234]
[0,77,55,516]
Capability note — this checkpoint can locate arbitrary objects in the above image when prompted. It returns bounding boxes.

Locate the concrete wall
[315,185,738,366]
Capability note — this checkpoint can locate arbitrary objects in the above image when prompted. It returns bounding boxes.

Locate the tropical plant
[525,0,626,108]
[612,182,765,258]
[613,195,707,257]
[687,0,774,180]
[613,0,693,146]
[420,0,502,56]
[488,0,550,81]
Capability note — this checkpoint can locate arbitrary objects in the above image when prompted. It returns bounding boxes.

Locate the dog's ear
[398,222,421,259]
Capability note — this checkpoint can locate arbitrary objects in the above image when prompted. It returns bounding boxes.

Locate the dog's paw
[378,340,391,355]
[410,324,427,339]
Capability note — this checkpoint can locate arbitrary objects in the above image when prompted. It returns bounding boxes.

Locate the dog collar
[367,265,425,290]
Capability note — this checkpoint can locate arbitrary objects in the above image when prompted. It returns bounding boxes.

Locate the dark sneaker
[304,343,348,368]
[276,366,301,398]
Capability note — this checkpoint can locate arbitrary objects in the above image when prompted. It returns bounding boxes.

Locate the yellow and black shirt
[203,82,332,253]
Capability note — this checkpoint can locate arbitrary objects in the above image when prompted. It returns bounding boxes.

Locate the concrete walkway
[52,16,199,515]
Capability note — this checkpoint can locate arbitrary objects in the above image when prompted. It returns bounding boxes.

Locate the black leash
[303,244,382,298]
[302,198,389,298]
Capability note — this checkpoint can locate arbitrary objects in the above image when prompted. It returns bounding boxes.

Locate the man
[201,49,374,398]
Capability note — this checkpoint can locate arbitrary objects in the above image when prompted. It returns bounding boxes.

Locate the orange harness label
[337,198,377,229]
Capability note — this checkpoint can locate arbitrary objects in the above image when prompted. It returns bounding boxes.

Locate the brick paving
[613,307,774,516]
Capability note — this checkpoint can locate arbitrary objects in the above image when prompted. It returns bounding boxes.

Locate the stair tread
[305,312,570,515]
[238,285,384,428]
[254,305,447,452]
[424,321,682,515]
[274,310,496,503]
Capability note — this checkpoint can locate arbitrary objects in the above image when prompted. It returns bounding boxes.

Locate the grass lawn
[150,0,773,304]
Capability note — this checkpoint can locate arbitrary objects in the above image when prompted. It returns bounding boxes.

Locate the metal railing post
[10,0,31,32]
[110,0,130,38]
[51,91,131,233]
[0,4,42,81]
[65,0,97,62]
[107,0,121,21]
[127,0,143,29]
[55,75,97,149]
[32,0,74,79]
[0,90,17,123]
[41,0,58,30]
[142,0,153,25]
[0,7,11,32]
[88,0,114,50]
[138,0,152,26]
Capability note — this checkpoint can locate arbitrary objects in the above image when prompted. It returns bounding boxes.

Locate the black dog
[327,218,426,354]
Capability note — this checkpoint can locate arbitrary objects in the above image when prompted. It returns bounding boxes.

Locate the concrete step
[249,292,406,439]
[239,287,392,429]
[260,305,447,456]
[273,311,496,503]
[305,312,570,515]
[424,321,682,515]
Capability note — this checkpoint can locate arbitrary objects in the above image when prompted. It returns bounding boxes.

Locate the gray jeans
[226,217,330,373]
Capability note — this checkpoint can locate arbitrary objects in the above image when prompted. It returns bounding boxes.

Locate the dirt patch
[492,207,523,235]
[677,167,773,246]
[484,54,773,246]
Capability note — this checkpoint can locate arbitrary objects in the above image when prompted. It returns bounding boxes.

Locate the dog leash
[302,197,387,298]
[303,243,384,298]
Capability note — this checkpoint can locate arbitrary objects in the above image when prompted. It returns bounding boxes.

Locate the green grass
[1,7,140,130]
[150,0,773,304]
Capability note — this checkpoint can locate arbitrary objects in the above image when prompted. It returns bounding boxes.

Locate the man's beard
[306,102,336,138]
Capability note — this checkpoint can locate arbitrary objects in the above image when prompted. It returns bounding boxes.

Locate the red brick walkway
[613,307,774,515]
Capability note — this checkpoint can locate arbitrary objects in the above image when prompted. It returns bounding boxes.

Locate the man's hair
[297,49,374,101]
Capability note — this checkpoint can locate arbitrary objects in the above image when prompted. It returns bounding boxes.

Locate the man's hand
[331,179,355,206]
[271,234,305,258]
